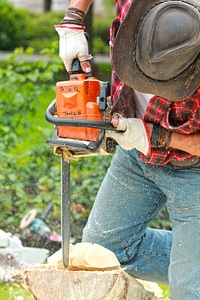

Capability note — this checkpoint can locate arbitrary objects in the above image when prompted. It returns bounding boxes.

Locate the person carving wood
[55,1,200,299]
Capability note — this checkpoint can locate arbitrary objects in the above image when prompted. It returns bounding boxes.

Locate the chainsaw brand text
[61,110,82,116]
[59,85,80,93]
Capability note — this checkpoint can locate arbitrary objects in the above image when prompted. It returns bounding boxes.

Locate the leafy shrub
[0,45,171,241]
[0,0,114,54]
[92,17,112,54]
[27,11,113,54]
[26,11,63,52]
[0,47,112,238]
[0,0,31,50]
[0,46,62,231]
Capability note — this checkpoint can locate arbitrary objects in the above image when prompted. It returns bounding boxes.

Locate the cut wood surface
[20,243,162,300]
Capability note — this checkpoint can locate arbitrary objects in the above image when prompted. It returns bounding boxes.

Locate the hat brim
[112,0,200,100]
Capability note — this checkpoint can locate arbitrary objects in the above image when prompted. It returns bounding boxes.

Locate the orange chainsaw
[45,58,117,267]
[46,58,117,157]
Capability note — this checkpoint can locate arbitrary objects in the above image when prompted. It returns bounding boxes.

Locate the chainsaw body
[56,73,102,142]
[46,59,117,157]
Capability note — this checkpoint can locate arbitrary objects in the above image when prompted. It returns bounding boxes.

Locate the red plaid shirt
[110,0,135,118]
[110,0,200,165]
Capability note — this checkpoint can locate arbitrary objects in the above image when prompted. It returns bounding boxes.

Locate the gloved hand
[55,25,92,73]
[108,115,150,155]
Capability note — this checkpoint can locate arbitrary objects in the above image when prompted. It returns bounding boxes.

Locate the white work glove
[55,25,92,73]
[108,116,150,155]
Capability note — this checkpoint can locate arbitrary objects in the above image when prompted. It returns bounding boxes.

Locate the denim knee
[168,205,200,299]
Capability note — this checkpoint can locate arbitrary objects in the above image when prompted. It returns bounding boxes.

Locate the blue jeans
[82,147,200,300]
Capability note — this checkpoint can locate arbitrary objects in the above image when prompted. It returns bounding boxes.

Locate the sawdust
[0,253,28,283]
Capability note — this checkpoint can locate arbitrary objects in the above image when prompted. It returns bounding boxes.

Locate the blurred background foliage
[0,0,114,54]
[0,0,171,240]
[0,46,113,239]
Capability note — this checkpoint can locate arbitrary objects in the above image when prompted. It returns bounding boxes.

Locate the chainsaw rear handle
[68,32,91,76]
[45,99,117,131]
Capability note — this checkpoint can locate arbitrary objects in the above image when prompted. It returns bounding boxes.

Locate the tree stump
[21,266,158,300]
[20,243,160,300]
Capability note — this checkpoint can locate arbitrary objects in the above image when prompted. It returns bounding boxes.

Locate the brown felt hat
[112,0,200,100]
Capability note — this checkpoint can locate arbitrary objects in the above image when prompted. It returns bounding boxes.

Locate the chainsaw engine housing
[56,73,102,142]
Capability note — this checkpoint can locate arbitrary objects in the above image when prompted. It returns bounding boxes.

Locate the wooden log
[21,266,158,300]
[20,244,161,299]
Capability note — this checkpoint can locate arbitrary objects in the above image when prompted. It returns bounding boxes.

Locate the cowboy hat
[112,0,200,100]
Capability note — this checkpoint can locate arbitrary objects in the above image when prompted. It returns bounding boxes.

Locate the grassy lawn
[0,283,32,300]
[159,284,170,299]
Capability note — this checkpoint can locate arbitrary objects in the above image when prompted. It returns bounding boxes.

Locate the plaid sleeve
[142,90,200,165]
[109,0,135,118]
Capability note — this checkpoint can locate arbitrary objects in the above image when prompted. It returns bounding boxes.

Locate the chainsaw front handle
[45,99,117,131]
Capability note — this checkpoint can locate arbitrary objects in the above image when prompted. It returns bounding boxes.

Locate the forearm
[170,131,200,156]
[69,0,93,13]
[146,123,200,156]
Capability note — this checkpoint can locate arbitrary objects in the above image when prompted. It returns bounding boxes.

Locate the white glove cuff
[54,24,85,31]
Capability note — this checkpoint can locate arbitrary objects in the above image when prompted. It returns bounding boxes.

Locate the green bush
[0,0,31,50]
[0,47,112,238]
[0,0,113,54]
[0,46,62,231]
[92,17,112,54]
[27,11,113,54]
[0,46,171,237]
[26,11,63,52]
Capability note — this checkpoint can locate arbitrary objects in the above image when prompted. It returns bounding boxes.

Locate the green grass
[159,283,171,299]
[0,283,32,300]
